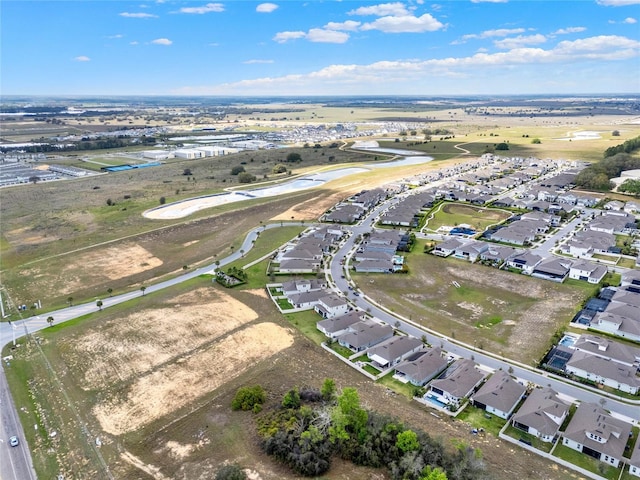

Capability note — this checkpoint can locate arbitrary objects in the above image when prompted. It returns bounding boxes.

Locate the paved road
[328,191,640,422]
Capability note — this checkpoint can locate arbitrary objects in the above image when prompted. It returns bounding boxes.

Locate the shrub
[231,166,245,175]
[238,172,257,183]
[231,385,266,411]
[215,464,247,480]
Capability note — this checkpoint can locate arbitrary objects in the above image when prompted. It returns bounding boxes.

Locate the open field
[424,203,512,232]
[2,279,585,480]
[353,248,596,365]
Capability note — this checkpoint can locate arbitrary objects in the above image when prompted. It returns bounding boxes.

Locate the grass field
[353,246,592,365]
[424,202,512,232]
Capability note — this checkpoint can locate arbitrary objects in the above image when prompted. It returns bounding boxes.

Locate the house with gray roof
[561,229,616,258]
[317,310,368,339]
[622,270,640,290]
[511,387,569,443]
[433,238,466,257]
[314,294,350,319]
[280,278,327,296]
[279,258,321,274]
[337,319,394,353]
[569,260,608,284]
[565,351,640,394]
[288,290,329,310]
[470,370,526,419]
[454,240,489,263]
[367,335,424,369]
[572,334,640,367]
[323,204,365,223]
[592,311,640,343]
[479,245,520,266]
[428,358,486,409]
[394,347,448,386]
[531,257,573,283]
[630,433,640,477]
[506,251,543,274]
[562,402,631,468]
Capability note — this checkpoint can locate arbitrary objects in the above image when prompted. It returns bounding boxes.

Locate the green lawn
[283,310,329,345]
[502,424,554,453]
[424,202,512,232]
[376,371,418,399]
[456,404,506,437]
[553,443,621,480]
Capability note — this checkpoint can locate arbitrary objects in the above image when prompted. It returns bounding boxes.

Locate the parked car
[9,436,19,447]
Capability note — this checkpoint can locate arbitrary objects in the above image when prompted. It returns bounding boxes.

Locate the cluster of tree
[575,152,640,190]
[285,152,302,163]
[216,266,248,288]
[604,135,640,158]
[618,179,640,196]
[239,380,489,480]
[272,163,288,174]
[238,172,257,184]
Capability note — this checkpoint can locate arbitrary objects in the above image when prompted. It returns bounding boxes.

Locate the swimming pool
[559,335,578,348]
[424,393,448,409]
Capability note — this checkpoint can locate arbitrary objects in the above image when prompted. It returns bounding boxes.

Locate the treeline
[575,135,640,191]
[232,381,490,480]
[604,135,640,158]
[1,136,156,153]
[575,153,640,190]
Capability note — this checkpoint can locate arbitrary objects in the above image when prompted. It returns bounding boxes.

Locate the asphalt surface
[0,184,638,479]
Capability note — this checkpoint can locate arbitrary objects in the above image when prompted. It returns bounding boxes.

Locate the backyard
[423,202,512,233]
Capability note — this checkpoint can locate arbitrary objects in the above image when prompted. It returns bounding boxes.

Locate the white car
[9,436,19,447]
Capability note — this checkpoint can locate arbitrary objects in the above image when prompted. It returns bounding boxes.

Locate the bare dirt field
[354,252,591,365]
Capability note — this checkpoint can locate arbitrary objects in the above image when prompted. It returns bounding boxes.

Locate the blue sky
[2,0,639,96]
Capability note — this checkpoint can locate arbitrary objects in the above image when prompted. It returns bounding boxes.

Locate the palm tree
[140,286,147,296]
[96,300,103,311]
[47,316,54,327]
[240,249,245,258]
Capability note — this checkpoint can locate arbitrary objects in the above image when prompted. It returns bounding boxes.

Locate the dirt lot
[354,253,592,365]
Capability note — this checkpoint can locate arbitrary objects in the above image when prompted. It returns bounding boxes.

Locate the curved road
[1,197,639,478]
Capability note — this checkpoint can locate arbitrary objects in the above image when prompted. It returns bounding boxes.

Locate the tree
[421,466,448,480]
[96,300,103,311]
[230,165,245,175]
[237,172,256,183]
[495,142,509,151]
[282,388,301,409]
[47,316,54,327]
[140,286,147,296]
[612,130,620,136]
[159,196,166,205]
[321,378,336,402]
[106,198,114,206]
[272,163,287,174]
[67,296,73,306]
[531,138,541,144]
[28,176,40,184]
[286,152,302,163]
[107,288,113,297]
[232,385,266,412]
[396,429,420,453]
[183,168,192,176]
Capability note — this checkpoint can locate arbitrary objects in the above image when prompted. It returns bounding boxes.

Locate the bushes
[231,385,266,412]
[215,464,246,480]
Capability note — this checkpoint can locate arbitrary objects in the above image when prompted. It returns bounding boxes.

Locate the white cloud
[74,56,90,62]
[179,3,224,14]
[151,38,172,45]
[130,41,139,45]
[107,34,124,39]
[306,28,350,43]
[208,42,220,47]
[184,34,639,95]
[256,3,278,13]
[460,28,525,41]
[553,27,586,35]
[624,17,638,23]
[348,2,410,16]
[273,31,306,43]
[494,34,547,49]
[597,0,640,5]
[119,12,157,18]
[243,59,274,64]
[360,13,444,33]
[324,20,361,31]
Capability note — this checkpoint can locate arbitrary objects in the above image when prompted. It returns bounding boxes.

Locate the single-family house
[511,387,569,443]
[565,351,640,394]
[454,240,489,263]
[433,238,466,257]
[337,319,394,352]
[367,335,424,369]
[281,279,327,296]
[317,310,367,339]
[470,370,526,419]
[479,245,520,266]
[314,294,350,319]
[506,251,543,274]
[630,435,640,477]
[279,258,321,274]
[288,290,329,310]
[562,402,631,468]
[569,260,608,284]
[428,359,486,409]
[622,270,640,291]
[394,347,448,386]
[531,257,573,283]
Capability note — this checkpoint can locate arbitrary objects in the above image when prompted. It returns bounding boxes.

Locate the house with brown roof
[511,387,569,443]
[562,402,631,468]
[470,370,526,419]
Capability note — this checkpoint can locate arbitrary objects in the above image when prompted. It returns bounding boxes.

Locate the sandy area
[68,288,258,390]
[93,322,293,435]
[67,243,163,281]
